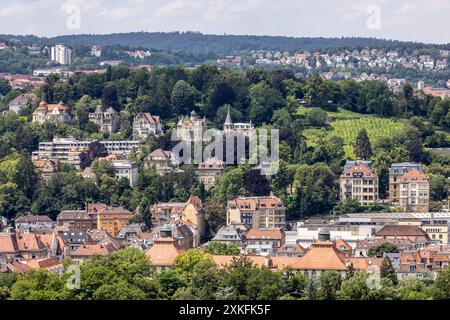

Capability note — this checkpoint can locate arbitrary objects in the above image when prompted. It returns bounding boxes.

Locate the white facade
[111,160,139,187]
[295,223,375,249]
[51,45,72,65]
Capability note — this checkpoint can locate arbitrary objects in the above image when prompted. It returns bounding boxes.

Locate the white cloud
[0,3,28,17]
[0,0,449,43]
[398,2,417,14]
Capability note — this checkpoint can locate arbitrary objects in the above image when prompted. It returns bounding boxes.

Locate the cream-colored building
[32,101,73,124]
[399,169,430,212]
[227,196,286,229]
[389,163,424,204]
[176,111,207,142]
[340,162,379,206]
[223,107,254,137]
[133,113,163,139]
[151,196,205,246]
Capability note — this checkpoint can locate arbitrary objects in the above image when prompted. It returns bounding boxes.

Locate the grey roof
[60,231,90,244]
[224,107,232,125]
[176,224,194,239]
[116,224,143,238]
[57,211,91,221]
[389,163,423,175]
[212,225,245,242]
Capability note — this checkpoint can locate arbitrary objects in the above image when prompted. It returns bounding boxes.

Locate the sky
[0,0,449,44]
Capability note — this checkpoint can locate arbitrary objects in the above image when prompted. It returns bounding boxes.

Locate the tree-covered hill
[2,32,449,54]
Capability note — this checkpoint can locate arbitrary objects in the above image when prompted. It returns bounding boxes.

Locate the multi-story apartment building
[226,196,286,229]
[223,107,254,137]
[50,44,72,65]
[176,111,207,142]
[32,101,73,124]
[57,203,133,237]
[399,169,430,212]
[196,157,226,191]
[57,210,94,232]
[32,138,143,169]
[132,113,163,139]
[244,228,286,256]
[88,105,120,134]
[151,196,205,246]
[389,163,424,204]
[95,205,133,237]
[340,162,379,206]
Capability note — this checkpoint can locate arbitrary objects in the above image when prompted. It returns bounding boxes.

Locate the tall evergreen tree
[14,151,38,199]
[354,129,372,159]
[380,257,398,285]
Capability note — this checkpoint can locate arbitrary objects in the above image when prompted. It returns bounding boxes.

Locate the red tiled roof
[246,228,284,240]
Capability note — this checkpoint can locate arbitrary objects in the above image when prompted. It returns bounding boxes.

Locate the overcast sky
[0,0,449,44]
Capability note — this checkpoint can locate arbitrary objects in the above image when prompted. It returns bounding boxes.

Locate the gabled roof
[57,210,91,221]
[342,162,377,178]
[149,148,171,159]
[9,93,37,106]
[246,228,284,240]
[87,229,122,250]
[212,255,267,269]
[16,232,47,252]
[0,233,19,254]
[375,225,429,238]
[15,215,54,224]
[186,196,203,209]
[71,243,116,257]
[141,113,160,124]
[335,239,352,251]
[401,169,429,182]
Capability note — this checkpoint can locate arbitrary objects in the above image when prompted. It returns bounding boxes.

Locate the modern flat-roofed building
[51,44,72,65]
[32,138,143,169]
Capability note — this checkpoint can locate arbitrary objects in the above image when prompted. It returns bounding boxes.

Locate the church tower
[223,107,234,134]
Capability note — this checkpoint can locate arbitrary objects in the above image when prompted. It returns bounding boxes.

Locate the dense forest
[2,32,449,54]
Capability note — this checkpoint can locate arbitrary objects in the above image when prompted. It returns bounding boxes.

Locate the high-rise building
[50,44,72,65]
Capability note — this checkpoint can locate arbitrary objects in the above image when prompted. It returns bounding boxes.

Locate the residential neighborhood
[1,5,450,305]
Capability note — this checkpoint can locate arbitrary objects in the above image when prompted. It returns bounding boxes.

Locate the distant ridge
[1,32,448,54]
